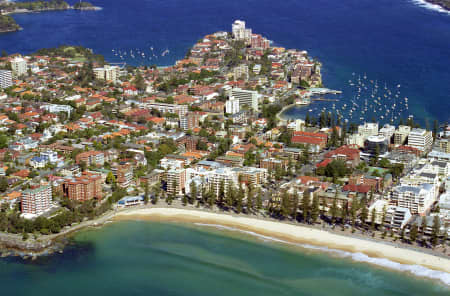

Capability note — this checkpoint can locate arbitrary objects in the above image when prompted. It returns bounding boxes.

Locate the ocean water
[0,0,449,125]
[0,221,448,296]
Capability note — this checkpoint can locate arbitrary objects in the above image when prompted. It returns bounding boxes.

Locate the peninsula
[0,0,97,33]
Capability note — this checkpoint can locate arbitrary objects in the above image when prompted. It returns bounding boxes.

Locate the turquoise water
[0,221,448,295]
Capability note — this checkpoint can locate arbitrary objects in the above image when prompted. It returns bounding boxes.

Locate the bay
[0,221,449,295]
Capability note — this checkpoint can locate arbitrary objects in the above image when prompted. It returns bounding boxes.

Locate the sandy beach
[113,207,450,275]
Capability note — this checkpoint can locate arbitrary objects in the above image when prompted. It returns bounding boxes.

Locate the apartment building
[378,124,396,142]
[232,20,252,43]
[225,96,240,114]
[358,122,379,140]
[145,102,188,117]
[75,151,105,166]
[179,112,202,131]
[391,183,434,215]
[232,167,268,187]
[408,128,433,153]
[166,168,186,196]
[231,88,259,111]
[112,163,133,188]
[21,185,52,215]
[233,64,249,81]
[394,125,411,146]
[62,173,103,201]
[11,56,27,77]
[93,65,120,83]
[0,70,13,89]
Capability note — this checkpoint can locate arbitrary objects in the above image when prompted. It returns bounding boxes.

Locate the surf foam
[194,223,450,286]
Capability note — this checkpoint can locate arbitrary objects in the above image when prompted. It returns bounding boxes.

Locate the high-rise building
[21,185,52,215]
[394,125,411,145]
[11,57,27,78]
[93,65,120,83]
[62,172,103,202]
[232,20,252,43]
[75,151,105,167]
[357,122,379,140]
[231,88,258,111]
[391,183,434,215]
[0,70,13,89]
[225,96,240,114]
[180,112,202,131]
[112,163,133,188]
[378,124,396,142]
[251,34,270,50]
[407,128,433,153]
[166,168,186,196]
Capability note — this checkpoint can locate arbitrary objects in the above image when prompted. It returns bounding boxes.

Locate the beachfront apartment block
[111,163,134,188]
[21,185,52,216]
[407,128,433,153]
[231,88,259,111]
[61,173,103,202]
[0,70,13,89]
[11,56,27,77]
[94,65,120,83]
[166,168,186,196]
[391,183,434,215]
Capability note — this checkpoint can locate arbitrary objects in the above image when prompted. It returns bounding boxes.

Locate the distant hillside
[0,15,20,33]
[426,0,450,10]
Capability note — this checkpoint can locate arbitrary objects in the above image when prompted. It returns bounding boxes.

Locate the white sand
[113,207,450,275]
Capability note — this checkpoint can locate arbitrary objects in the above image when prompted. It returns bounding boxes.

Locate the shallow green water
[0,221,448,295]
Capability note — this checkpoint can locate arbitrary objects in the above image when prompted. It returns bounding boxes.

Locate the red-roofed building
[291,131,328,151]
[342,184,371,194]
[323,145,360,168]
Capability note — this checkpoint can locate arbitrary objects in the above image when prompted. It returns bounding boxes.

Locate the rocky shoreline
[0,210,116,259]
[423,0,450,11]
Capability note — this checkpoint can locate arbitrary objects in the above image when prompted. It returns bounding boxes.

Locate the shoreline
[1,205,449,285]
[276,103,296,122]
[111,207,450,285]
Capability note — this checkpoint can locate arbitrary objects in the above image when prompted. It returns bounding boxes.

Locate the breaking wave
[194,223,450,286]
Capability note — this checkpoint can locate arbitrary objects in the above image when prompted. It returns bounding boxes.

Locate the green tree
[330,197,338,225]
[311,194,320,223]
[370,207,376,230]
[410,224,418,243]
[236,186,244,213]
[431,216,440,247]
[280,191,291,218]
[144,181,149,204]
[301,190,310,222]
[340,204,348,228]
[360,197,368,228]
[189,181,197,204]
[0,177,8,192]
[106,171,116,184]
[256,188,262,210]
